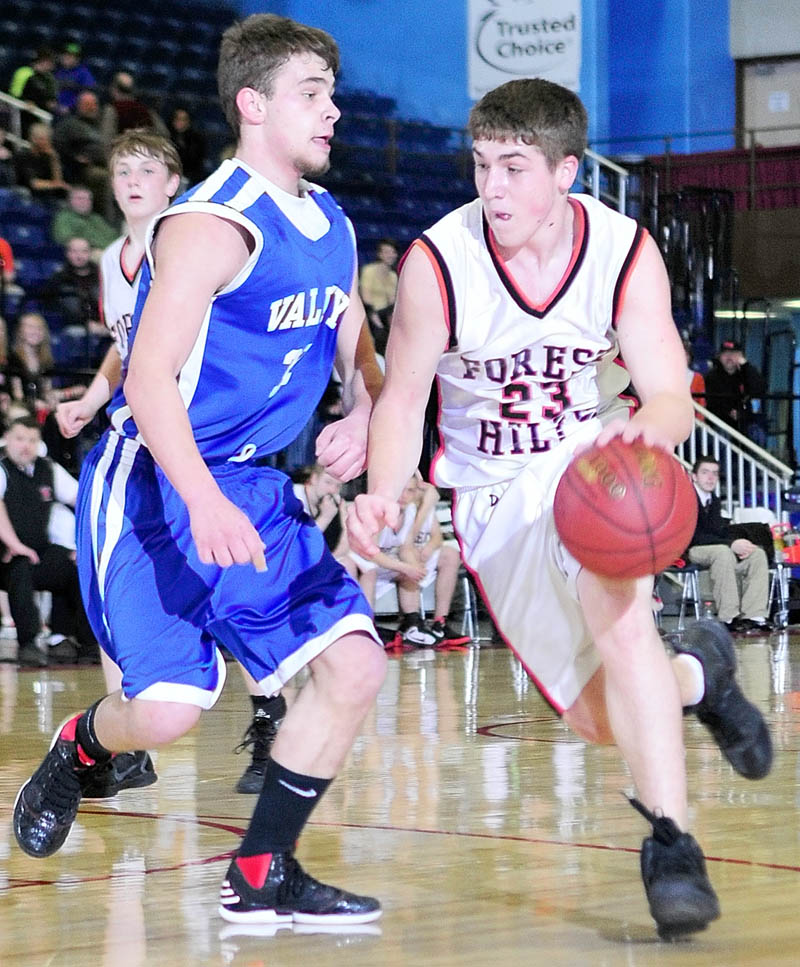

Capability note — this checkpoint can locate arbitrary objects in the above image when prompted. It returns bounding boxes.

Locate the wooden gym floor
[1,623,798,966]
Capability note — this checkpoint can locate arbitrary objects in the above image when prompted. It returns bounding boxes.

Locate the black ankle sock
[75,700,113,765]
[251,693,286,718]
[238,758,331,857]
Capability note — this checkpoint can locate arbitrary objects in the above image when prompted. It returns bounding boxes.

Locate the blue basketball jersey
[107,158,355,463]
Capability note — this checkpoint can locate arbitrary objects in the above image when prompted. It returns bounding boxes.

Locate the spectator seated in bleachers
[292,463,360,579]
[39,236,105,343]
[685,455,771,635]
[356,473,470,648]
[0,232,26,311]
[684,340,706,408]
[51,186,117,258]
[0,104,17,188]
[53,93,112,217]
[53,41,96,115]
[14,122,69,205]
[359,237,398,358]
[0,415,99,667]
[0,315,11,411]
[704,340,767,447]
[100,72,169,149]
[168,105,207,187]
[9,47,57,136]
[7,310,85,466]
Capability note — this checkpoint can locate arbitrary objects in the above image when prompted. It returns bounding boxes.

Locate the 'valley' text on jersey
[107,157,354,463]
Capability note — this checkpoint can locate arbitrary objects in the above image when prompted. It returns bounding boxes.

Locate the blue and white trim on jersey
[107,157,356,464]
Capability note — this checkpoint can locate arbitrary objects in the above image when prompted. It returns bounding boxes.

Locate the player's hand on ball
[593,416,681,454]
[554,438,697,578]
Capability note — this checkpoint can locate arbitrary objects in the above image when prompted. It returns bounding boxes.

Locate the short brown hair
[468,78,587,170]
[217,13,339,136]
[9,415,40,435]
[108,128,183,180]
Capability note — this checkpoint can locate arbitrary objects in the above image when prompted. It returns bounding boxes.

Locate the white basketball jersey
[99,235,144,364]
[418,194,646,488]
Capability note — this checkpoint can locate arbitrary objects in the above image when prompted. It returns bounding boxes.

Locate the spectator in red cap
[704,340,766,446]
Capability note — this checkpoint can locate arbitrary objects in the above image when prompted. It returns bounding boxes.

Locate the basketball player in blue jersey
[349,78,771,939]
[16,14,386,927]
[57,129,290,797]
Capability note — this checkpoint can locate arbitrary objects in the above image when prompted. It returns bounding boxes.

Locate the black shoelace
[234,716,278,760]
[276,853,312,905]
[41,746,84,814]
[627,795,683,847]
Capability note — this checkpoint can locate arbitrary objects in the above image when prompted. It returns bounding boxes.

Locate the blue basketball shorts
[76,432,378,707]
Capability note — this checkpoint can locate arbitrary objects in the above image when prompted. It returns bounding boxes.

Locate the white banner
[468,0,582,99]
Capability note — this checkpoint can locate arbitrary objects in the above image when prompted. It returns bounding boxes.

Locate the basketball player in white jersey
[349,78,771,939]
[56,130,182,798]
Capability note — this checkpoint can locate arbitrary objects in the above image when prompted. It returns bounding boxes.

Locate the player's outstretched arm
[600,233,693,451]
[125,212,266,572]
[347,244,447,558]
[56,344,121,438]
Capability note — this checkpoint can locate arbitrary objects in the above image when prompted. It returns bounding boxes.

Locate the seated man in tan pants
[687,456,770,633]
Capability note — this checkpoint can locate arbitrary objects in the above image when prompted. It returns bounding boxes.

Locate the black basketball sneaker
[219,851,382,925]
[13,713,100,858]
[631,797,720,940]
[673,619,772,779]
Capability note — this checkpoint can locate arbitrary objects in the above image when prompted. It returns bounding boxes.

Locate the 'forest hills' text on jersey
[107,157,354,463]
[418,193,646,488]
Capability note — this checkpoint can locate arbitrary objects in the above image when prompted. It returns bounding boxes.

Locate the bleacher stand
[0,0,476,476]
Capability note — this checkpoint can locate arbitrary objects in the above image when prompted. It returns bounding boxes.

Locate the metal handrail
[0,91,52,147]
[589,123,800,156]
[676,402,794,520]
[578,150,629,213]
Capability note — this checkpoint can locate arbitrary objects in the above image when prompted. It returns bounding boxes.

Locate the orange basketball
[553,438,697,578]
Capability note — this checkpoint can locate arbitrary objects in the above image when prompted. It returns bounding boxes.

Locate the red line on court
[475,717,800,753]
[6,800,799,892]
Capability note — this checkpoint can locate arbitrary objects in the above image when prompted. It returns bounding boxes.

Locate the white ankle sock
[674,653,705,707]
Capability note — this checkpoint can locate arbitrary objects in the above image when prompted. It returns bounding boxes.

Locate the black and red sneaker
[430,618,471,648]
[79,749,157,799]
[219,851,382,925]
[13,713,102,857]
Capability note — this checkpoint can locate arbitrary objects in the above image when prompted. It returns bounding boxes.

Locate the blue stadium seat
[138,64,174,94]
[0,21,25,46]
[35,2,67,29]
[84,56,115,85]
[15,256,62,290]
[178,68,214,97]
[336,89,396,118]
[152,39,182,65]
[125,36,153,60]
[5,0,37,18]
[3,223,49,255]
[178,43,218,71]
[63,5,95,32]
[84,33,122,59]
